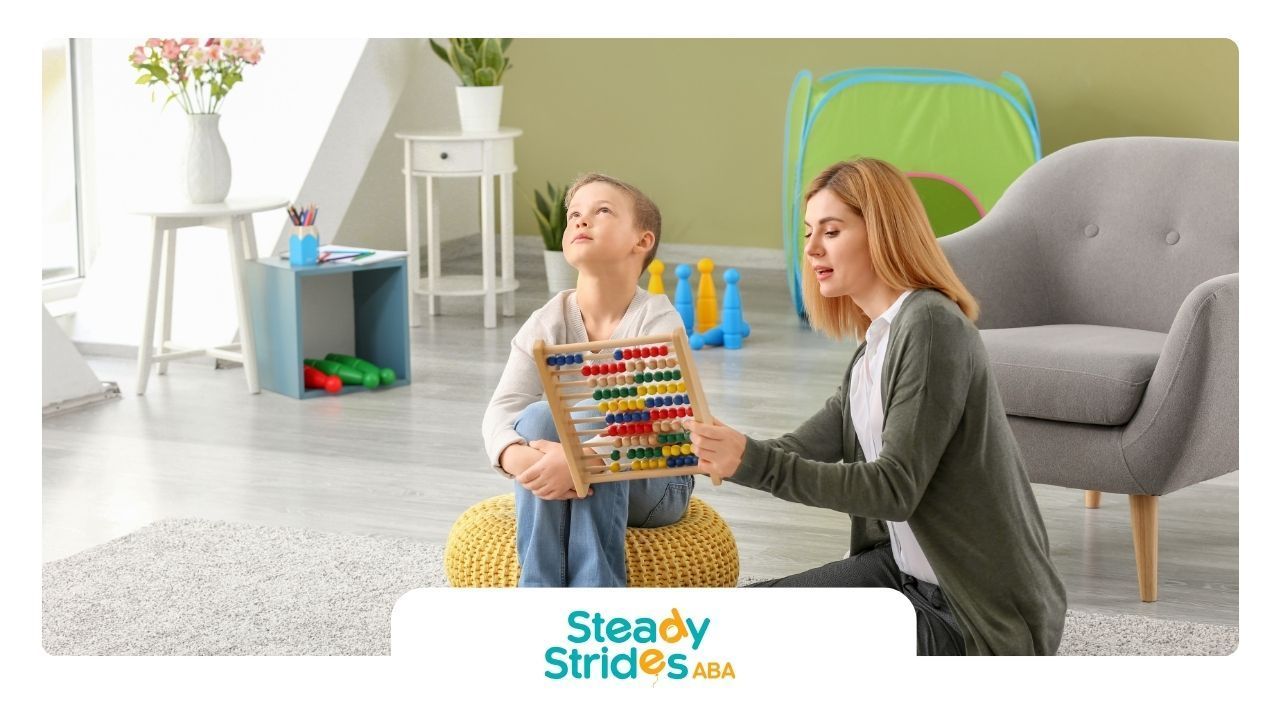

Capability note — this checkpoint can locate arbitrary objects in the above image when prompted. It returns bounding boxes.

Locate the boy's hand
[686,417,746,478]
[516,440,592,500]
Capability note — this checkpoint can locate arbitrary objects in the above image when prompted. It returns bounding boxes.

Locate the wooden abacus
[533,329,720,498]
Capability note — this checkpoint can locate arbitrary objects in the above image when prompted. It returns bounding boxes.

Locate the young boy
[481,173,694,587]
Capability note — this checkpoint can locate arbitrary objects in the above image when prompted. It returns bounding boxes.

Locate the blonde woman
[688,158,1066,655]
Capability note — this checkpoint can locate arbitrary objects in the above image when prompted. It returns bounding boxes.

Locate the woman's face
[803,188,875,298]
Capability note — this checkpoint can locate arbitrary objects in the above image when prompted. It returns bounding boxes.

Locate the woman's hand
[515,440,592,500]
[686,417,747,478]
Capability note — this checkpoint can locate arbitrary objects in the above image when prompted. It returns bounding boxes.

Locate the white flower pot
[457,86,503,134]
[543,249,577,295]
[183,113,231,204]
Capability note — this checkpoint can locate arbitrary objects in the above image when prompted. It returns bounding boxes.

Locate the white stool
[133,198,288,395]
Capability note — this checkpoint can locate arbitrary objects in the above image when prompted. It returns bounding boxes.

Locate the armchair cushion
[981,325,1167,426]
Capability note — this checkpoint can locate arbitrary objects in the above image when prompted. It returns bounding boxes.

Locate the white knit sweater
[481,287,684,475]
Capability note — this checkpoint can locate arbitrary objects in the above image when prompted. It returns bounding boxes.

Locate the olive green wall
[502,38,1237,249]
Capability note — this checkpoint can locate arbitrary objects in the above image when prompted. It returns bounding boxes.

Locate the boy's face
[562,182,653,271]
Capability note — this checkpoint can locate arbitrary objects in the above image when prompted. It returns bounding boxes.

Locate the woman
[688,158,1066,655]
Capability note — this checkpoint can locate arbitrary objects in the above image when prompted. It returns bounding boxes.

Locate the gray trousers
[749,543,966,656]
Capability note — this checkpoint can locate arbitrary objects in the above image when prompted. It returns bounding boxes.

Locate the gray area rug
[43,518,1239,656]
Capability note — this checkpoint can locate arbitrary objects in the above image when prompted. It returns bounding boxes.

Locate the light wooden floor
[42,238,1238,626]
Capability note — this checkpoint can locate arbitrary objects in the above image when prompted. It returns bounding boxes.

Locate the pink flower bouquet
[130,38,264,114]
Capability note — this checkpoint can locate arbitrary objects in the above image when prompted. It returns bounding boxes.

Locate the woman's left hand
[686,416,747,478]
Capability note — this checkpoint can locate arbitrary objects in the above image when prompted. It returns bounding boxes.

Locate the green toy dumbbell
[325,353,396,387]
[304,358,368,388]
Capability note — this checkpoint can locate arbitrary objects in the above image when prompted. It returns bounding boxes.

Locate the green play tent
[782,67,1041,317]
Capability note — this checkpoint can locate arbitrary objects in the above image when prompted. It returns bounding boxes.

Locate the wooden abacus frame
[533,329,720,498]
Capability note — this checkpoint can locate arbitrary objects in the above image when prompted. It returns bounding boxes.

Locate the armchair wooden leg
[1129,494,1159,602]
[1084,490,1102,509]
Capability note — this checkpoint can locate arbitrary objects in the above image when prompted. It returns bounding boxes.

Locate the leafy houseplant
[129,38,264,203]
[428,38,513,133]
[531,182,575,295]
[428,38,512,87]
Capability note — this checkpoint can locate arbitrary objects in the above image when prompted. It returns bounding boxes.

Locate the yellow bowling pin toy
[696,258,718,333]
[647,258,666,295]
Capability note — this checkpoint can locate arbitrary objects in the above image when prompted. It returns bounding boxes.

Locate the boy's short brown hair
[564,172,662,269]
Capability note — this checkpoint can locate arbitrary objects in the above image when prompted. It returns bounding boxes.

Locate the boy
[481,173,694,587]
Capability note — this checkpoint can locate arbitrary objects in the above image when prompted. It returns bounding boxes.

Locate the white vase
[543,249,577,295]
[184,113,231,204]
[456,86,503,134]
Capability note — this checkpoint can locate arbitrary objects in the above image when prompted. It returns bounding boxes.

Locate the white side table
[132,197,288,395]
[396,128,522,329]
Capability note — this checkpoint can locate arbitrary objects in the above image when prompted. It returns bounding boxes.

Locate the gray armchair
[939,136,1238,602]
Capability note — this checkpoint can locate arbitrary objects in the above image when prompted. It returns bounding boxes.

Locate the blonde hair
[565,172,662,269]
[801,158,979,340]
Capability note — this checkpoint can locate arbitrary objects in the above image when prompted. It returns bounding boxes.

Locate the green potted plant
[428,38,512,133]
[531,182,576,295]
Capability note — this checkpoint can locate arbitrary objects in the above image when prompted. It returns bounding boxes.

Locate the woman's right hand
[687,416,747,478]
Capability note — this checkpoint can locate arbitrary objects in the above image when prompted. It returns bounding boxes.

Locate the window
[43,39,84,286]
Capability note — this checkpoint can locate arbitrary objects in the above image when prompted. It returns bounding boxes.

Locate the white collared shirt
[849,289,939,585]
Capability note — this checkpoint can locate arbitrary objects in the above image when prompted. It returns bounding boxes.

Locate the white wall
[42,307,103,409]
[69,38,477,353]
[70,38,364,350]
[337,42,480,251]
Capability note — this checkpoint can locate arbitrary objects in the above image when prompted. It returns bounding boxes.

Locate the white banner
[392,588,915,691]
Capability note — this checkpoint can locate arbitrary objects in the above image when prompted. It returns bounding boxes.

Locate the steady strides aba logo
[544,608,735,682]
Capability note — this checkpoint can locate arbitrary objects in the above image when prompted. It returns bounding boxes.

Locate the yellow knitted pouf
[444,494,739,587]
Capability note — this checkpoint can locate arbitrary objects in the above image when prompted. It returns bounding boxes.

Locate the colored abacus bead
[614,350,624,361]
[611,450,621,461]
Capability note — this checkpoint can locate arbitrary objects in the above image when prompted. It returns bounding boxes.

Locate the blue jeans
[513,400,695,587]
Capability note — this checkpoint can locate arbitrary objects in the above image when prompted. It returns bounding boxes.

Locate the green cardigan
[730,289,1067,655]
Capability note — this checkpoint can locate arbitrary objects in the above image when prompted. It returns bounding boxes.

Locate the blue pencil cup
[289,227,320,266]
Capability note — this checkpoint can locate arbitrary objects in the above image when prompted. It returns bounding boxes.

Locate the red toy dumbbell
[303,365,342,394]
